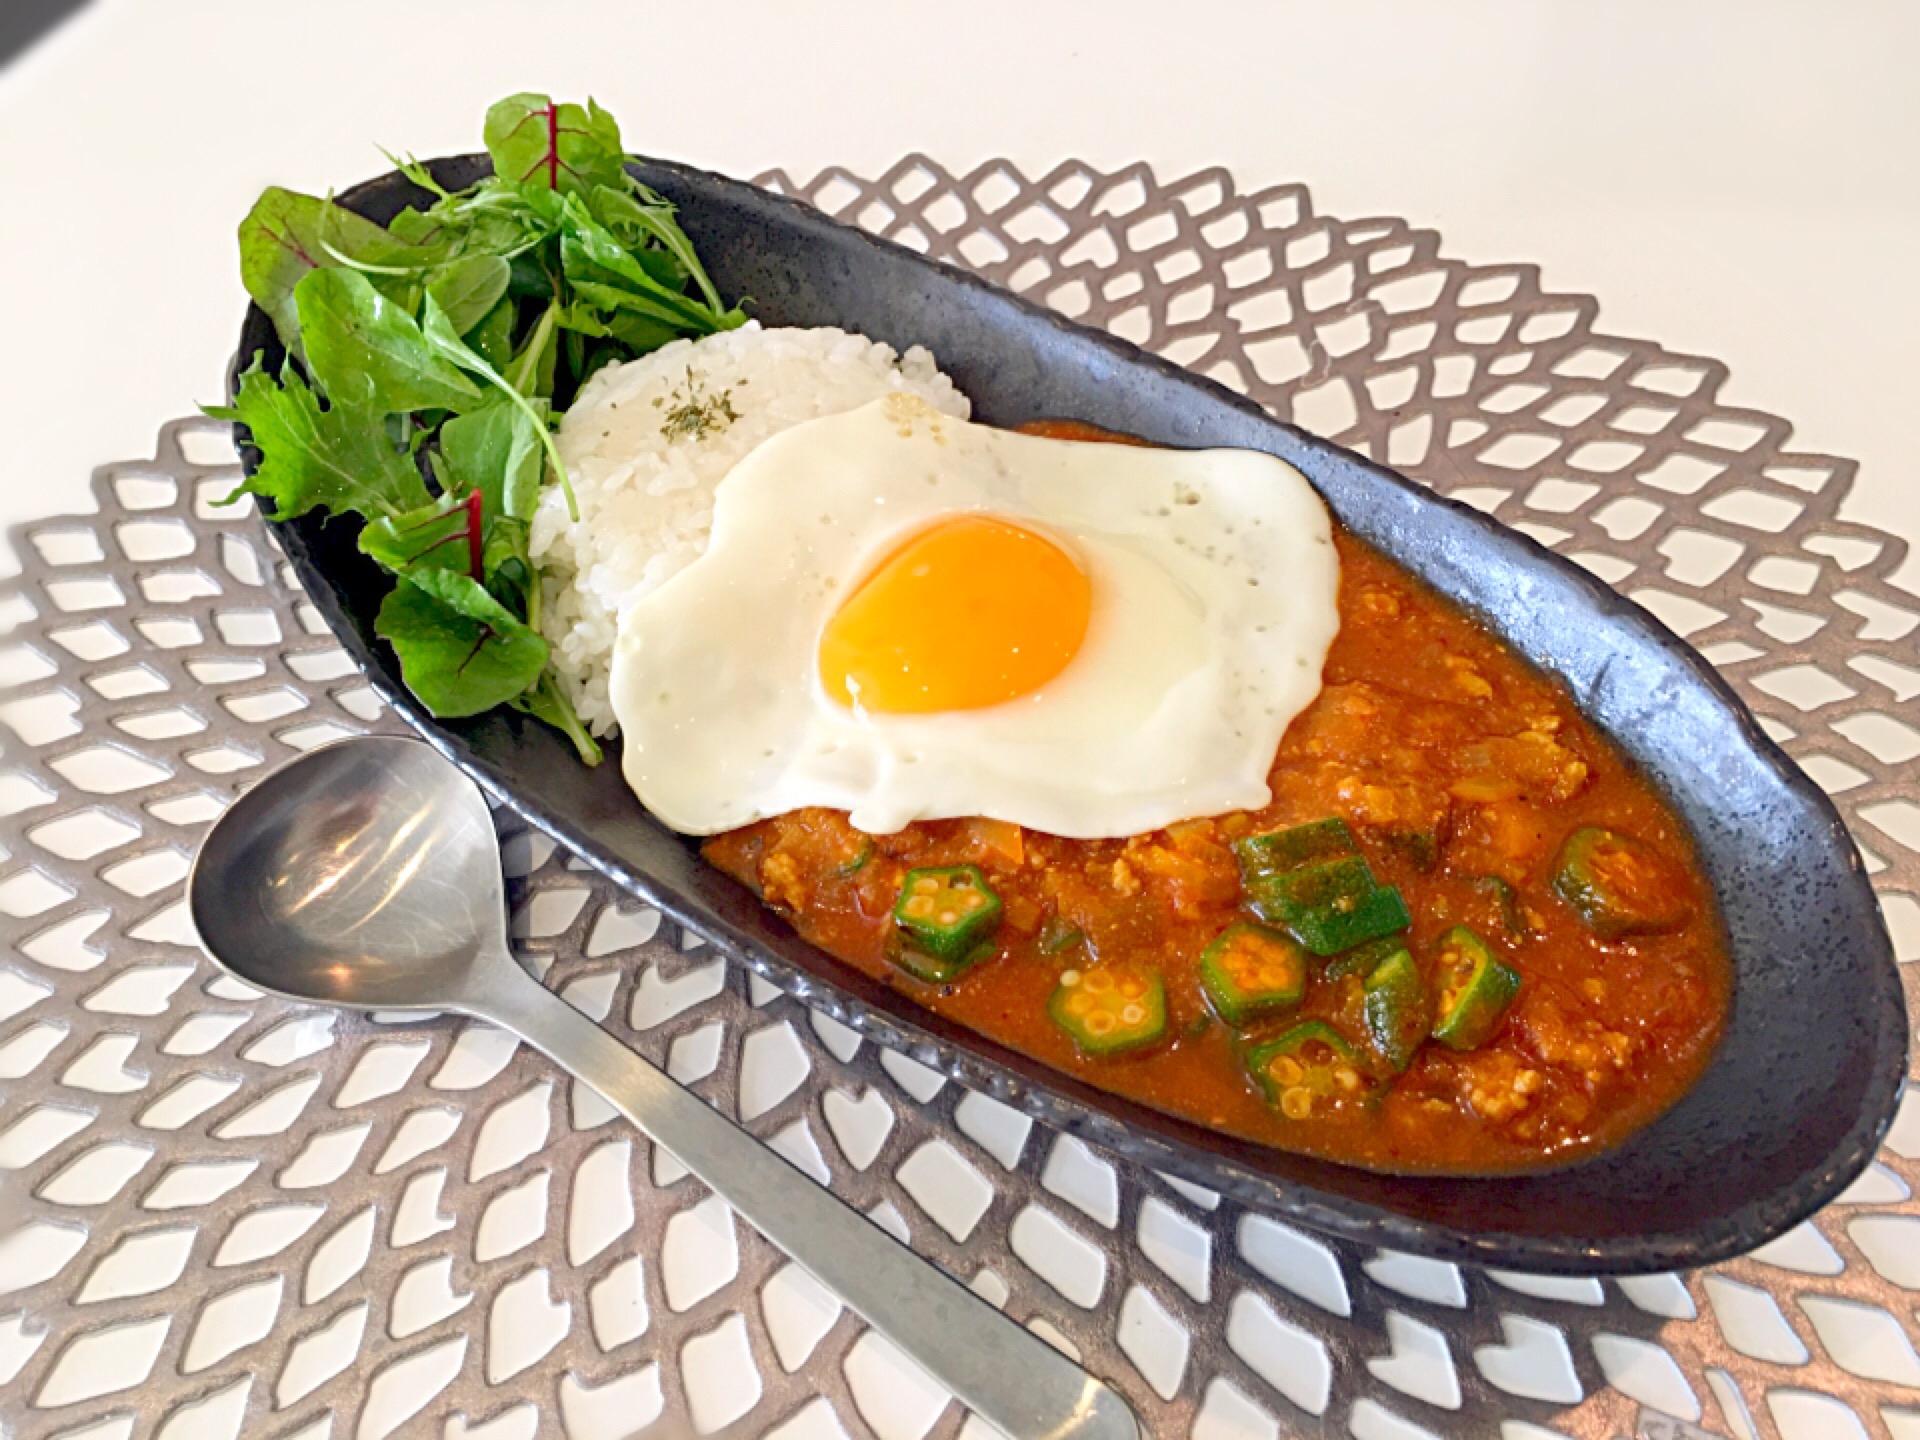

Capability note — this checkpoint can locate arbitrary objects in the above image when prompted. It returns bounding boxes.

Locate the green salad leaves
[212,93,745,762]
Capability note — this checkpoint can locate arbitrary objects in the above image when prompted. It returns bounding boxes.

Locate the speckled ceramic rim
[231,154,1909,1275]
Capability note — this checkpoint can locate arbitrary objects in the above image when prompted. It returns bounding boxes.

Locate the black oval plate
[232,155,1908,1274]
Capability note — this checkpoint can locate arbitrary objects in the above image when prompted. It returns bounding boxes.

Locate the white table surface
[1,0,1917,590]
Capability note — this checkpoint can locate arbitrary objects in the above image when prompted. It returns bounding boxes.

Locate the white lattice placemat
[1,159,1916,1440]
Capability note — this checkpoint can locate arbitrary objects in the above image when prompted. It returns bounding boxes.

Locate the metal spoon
[188,734,1139,1440]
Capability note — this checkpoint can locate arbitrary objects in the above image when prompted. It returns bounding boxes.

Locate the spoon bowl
[190,735,505,1012]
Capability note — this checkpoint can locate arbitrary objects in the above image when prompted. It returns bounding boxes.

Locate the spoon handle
[476,964,1140,1440]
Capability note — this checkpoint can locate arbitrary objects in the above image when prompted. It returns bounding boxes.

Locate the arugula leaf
[212,361,431,520]
[468,297,518,372]
[296,269,483,414]
[484,93,628,197]
[567,275,714,332]
[514,672,603,766]
[507,301,561,399]
[440,398,546,520]
[553,193,735,332]
[426,255,512,336]
[376,567,549,716]
[585,187,686,280]
[378,147,453,201]
[420,294,575,518]
[587,184,729,316]
[553,301,684,356]
[238,187,418,350]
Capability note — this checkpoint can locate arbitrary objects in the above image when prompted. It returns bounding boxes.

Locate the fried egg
[608,396,1339,837]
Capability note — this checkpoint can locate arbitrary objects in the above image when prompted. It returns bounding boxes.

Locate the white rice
[531,325,970,735]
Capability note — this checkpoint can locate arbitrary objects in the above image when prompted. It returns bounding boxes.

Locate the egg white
[609,396,1340,838]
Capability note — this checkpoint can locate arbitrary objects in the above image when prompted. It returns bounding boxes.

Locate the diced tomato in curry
[703,420,1729,1174]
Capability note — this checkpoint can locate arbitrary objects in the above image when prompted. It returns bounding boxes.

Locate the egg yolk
[819,515,1092,713]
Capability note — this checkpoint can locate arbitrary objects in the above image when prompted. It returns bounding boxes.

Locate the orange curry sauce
[704,421,1730,1174]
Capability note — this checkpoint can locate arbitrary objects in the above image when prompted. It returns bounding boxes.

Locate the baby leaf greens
[213,93,745,763]
[236,186,416,350]
[483,95,629,197]
[374,568,550,720]
[220,365,431,523]
[297,269,482,415]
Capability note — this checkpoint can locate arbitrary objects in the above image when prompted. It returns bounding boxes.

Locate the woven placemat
[0,158,1915,1440]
